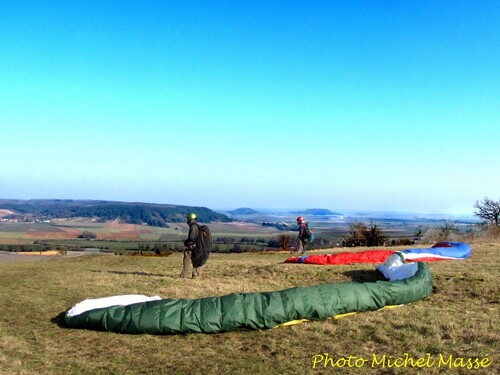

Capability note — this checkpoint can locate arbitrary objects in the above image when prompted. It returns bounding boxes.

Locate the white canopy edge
[66,294,162,318]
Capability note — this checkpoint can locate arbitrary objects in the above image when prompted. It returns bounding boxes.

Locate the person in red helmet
[296,216,308,254]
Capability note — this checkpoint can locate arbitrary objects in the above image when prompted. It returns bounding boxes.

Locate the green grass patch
[0,241,498,374]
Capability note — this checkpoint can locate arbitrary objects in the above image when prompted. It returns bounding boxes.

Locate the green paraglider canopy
[65,262,432,335]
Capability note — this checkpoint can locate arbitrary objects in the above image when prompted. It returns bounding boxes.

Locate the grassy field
[0,239,498,374]
[0,218,420,256]
[0,220,282,251]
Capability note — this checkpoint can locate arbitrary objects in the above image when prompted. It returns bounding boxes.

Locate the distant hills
[227,207,258,215]
[291,208,343,216]
[0,199,231,227]
[226,208,344,216]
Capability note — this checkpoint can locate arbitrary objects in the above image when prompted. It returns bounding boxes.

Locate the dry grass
[0,241,498,374]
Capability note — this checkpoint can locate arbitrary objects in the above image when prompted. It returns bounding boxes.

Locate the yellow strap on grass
[274,305,403,328]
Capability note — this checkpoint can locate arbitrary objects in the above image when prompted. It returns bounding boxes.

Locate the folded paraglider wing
[64,262,432,335]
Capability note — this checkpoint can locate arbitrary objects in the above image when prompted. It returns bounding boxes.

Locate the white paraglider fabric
[66,294,161,318]
[376,253,418,281]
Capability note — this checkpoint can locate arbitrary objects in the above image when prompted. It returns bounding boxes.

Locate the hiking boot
[192,268,200,278]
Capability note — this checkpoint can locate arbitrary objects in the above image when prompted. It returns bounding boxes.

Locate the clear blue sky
[1,1,498,216]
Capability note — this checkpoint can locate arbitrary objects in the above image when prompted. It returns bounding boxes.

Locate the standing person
[180,212,212,279]
[296,216,308,254]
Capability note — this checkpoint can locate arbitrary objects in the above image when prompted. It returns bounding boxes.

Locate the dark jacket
[298,222,307,241]
[184,220,211,267]
[184,221,200,250]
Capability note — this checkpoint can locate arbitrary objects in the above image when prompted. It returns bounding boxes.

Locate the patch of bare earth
[0,209,15,217]
[97,222,147,240]
[15,250,62,256]
[24,227,82,239]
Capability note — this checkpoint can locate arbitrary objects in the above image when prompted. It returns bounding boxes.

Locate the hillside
[0,199,231,227]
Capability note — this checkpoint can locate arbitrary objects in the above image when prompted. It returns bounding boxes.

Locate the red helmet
[296,216,304,224]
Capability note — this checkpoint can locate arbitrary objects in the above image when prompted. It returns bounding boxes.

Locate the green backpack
[303,223,314,243]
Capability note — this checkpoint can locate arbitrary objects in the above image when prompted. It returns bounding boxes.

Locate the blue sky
[1,1,498,216]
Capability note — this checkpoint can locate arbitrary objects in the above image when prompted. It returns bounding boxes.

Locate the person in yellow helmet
[180,213,212,278]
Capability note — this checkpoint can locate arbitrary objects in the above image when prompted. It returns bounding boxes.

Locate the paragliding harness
[190,224,212,268]
[302,223,314,243]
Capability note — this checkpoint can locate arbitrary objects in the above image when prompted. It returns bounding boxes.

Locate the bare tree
[439,222,457,240]
[278,234,291,250]
[474,197,500,227]
[413,225,424,241]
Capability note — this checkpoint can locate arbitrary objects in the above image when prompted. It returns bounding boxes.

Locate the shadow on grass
[51,310,69,329]
[52,311,110,332]
[89,269,170,277]
[342,269,387,282]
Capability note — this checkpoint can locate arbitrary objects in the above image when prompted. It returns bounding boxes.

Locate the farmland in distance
[0,208,477,253]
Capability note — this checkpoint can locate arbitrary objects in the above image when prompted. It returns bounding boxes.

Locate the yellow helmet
[186,212,197,223]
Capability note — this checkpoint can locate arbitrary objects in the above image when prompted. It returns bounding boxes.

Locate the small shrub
[80,231,97,239]
[342,221,388,247]
[393,238,413,246]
